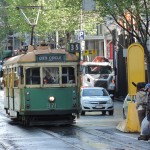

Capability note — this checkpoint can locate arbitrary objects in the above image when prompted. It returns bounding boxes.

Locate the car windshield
[82,89,109,96]
[85,65,112,74]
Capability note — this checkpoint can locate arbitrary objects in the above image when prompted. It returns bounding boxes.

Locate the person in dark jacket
[43,74,53,84]
[135,82,147,126]
[138,83,150,141]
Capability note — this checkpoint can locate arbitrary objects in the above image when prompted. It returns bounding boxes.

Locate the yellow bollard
[116,43,145,133]
[126,102,140,132]
[116,101,140,132]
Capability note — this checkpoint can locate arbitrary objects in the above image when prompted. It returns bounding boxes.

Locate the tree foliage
[0,0,10,42]
[96,0,150,80]
[4,0,102,39]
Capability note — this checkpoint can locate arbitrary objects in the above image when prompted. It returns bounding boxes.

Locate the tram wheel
[81,111,85,115]
[22,116,30,126]
[11,118,19,122]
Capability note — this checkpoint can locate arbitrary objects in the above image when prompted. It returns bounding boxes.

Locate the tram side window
[62,67,75,84]
[14,73,19,87]
[26,68,40,85]
[43,67,59,84]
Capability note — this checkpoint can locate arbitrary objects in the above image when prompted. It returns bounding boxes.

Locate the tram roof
[3,46,79,66]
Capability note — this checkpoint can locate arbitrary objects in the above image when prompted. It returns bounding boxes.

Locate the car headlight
[107,99,112,104]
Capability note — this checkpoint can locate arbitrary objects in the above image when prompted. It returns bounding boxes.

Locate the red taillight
[112,79,115,84]
[81,86,89,88]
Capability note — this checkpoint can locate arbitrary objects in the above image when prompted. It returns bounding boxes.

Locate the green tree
[96,0,150,81]
[4,0,102,44]
[0,0,10,42]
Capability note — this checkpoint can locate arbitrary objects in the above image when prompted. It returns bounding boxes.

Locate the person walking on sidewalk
[138,83,150,141]
[135,82,147,126]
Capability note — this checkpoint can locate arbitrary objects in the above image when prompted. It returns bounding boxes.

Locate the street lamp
[16,6,42,46]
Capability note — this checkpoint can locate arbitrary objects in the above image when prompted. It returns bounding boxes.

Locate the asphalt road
[0,90,149,150]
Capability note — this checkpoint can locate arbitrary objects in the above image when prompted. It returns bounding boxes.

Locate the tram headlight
[49,96,55,102]
[26,92,30,101]
[26,92,30,95]
[73,90,76,100]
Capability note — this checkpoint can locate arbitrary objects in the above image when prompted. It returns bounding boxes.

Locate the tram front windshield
[25,66,76,85]
[85,65,112,74]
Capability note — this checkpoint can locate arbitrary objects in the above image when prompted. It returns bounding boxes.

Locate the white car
[80,87,114,115]
[123,94,136,119]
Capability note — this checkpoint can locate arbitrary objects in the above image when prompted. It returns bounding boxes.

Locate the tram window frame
[3,69,8,95]
[25,67,40,85]
[8,68,11,87]
[43,67,59,85]
[14,67,19,87]
[62,66,76,84]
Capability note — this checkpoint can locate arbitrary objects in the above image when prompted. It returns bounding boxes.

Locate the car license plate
[96,105,103,108]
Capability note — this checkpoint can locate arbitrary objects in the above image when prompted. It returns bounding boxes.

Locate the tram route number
[69,43,80,52]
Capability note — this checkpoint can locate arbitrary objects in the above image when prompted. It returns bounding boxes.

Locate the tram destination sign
[36,54,66,62]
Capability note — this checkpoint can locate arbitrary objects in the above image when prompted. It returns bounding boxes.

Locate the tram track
[73,126,149,150]
[0,142,14,150]
[38,127,86,150]
[38,125,150,150]
[0,121,149,150]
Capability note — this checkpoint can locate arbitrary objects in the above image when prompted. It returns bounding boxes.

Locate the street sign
[92,49,96,54]
[82,50,97,56]
[78,31,84,40]
[84,50,89,55]
[69,43,80,52]
[81,40,85,51]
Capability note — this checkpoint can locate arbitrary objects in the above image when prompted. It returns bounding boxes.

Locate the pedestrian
[135,82,147,126]
[138,83,150,141]
[43,74,53,84]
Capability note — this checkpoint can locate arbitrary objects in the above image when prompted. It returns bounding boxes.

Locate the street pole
[56,31,59,49]
[12,32,15,51]
[80,8,85,61]
[30,25,35,45]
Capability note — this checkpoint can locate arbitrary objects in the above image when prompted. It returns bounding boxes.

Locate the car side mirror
[110,94,114,97]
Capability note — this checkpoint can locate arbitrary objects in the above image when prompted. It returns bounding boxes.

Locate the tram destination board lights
[36,54,66,62]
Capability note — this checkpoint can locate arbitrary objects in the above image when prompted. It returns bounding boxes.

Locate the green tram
[2,45,81,126]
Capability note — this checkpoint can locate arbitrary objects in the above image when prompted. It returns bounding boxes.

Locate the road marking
[115,132,137,140]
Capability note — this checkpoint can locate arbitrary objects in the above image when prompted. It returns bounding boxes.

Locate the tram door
[6,67,19,117]
[3,68,9,111]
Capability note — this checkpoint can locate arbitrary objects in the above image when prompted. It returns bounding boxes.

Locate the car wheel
[81,111,85,116]
[108,110,114,116]
[102,111,106,115]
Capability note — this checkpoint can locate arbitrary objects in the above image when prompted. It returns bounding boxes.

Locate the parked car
[123,94,137,119]
[123,82,146,119]
[80,87,114,115]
